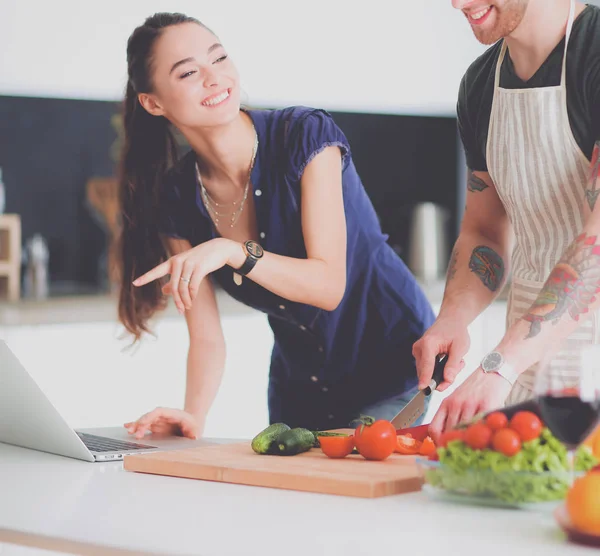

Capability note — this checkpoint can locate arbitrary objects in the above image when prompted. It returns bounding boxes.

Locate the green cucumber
[251,423,291,454]
[276,428,316,456]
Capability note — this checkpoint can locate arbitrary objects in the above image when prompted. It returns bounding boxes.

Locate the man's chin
[473,29,504,45]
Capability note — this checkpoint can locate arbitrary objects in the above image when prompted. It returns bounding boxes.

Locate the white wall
[0,0,486,116]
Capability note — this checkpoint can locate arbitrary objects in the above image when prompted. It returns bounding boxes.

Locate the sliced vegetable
[354,416,397,461]
[396,434,421,455]
[311,431,351,448]
[320,435,355,458]
[419,436,437,457]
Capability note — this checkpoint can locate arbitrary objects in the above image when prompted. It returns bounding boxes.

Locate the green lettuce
[425,428,598,504]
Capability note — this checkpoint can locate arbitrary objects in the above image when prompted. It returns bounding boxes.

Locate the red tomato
[319,435,355,459]
[419,436,437,457]
[492,428,522,456]
[485,411,508,431]
[395,434,421,455]
[354,420,397,461]
[509,411,543,442]
[439,429,465,448]
[464,423,493,450]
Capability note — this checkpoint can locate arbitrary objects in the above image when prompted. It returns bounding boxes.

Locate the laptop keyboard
[77,432,157,453]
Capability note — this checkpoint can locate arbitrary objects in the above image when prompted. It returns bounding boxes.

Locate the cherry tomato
[354,419,397,461]
[439,429,465,448]
[319,435,355,459]
[492,428,522,456]
[485,411,508,431]
[509,411,543,442]
[464,423,493,450]
[395,434,421,455]
[419,436,437,457]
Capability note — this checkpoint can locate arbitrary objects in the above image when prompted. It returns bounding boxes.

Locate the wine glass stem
[568,449,575,484]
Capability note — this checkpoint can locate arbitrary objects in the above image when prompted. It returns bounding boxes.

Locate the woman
[119,12,435,440]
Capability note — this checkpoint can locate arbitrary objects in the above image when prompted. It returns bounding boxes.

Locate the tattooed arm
[492,141,600,371]
[439,169,512,326]
[413,169,512,389]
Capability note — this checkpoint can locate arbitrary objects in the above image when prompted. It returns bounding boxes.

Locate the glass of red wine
[534,345,600,457]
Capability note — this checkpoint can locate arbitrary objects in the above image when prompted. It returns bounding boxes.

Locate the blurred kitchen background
[3,0,592,440]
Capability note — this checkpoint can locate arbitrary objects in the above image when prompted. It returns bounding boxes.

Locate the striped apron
[486,0,597,404]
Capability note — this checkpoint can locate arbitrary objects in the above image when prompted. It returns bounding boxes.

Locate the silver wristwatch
[480,351,518,386]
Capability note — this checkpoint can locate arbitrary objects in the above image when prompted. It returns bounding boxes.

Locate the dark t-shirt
[458,3,600,172]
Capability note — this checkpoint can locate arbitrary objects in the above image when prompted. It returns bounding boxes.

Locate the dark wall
[0,95,121,292]
[328,110,458,259]
[0,95,458,294]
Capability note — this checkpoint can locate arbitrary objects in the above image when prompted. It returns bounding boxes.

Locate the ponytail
[116,12,209,341]
[116,82,178,340]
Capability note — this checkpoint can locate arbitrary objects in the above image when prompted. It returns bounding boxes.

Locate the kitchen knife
[390,353,448,430]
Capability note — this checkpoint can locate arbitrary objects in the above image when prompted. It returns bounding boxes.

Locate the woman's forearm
[183,340,226,430]
[226,241,345,311]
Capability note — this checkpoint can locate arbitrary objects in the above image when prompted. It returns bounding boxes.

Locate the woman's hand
[133,238,242,313]
[124,407,203,440]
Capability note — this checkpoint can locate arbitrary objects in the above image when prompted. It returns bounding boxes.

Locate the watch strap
[237,256,258,277]
[236,241,263,277]
[495,363,519,386]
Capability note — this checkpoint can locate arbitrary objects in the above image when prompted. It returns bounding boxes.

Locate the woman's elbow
[319,275,346,312]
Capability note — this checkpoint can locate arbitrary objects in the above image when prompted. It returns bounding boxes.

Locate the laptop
[0,340,210,462]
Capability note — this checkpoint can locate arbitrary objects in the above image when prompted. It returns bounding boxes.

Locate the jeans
[353,385,429,427]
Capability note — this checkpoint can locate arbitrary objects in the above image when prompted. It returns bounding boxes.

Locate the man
[413,0,600,442]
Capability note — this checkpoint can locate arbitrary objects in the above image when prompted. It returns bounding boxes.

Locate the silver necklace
[195,129,259,229]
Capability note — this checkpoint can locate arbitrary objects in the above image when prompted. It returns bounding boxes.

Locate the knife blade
[390,354,448,430]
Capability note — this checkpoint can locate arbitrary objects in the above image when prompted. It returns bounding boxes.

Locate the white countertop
[0,439,593,556]
[0,279,478,327]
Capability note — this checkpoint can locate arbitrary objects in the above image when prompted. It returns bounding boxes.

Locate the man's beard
[471,1,529,45]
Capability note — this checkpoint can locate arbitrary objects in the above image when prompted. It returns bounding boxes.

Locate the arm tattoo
[585,141,600,211]
[522,232,600,339]
[467,170,489,193]
[447,247,459,281]
[469,246,504,292]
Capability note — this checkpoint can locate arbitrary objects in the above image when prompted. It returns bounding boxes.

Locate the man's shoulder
[573,4,600,58]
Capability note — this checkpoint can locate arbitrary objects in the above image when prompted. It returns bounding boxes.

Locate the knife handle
[424,354,448,396]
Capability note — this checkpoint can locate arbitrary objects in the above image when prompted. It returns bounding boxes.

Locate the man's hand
[427,369,512,444]
[413,319,470,391]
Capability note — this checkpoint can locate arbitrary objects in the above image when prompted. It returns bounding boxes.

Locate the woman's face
[142,22,241,129]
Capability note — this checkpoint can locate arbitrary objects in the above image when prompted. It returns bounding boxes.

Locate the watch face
[483,351,503,372]
[246,241,263,258]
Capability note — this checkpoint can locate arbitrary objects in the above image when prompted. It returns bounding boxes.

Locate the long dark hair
[117,13,206,341]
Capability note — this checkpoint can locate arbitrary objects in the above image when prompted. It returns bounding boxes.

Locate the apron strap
[561,0,576,88]
[494,42,507,90]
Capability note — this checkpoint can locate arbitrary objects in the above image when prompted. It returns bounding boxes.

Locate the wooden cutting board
[123,434,424,498]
